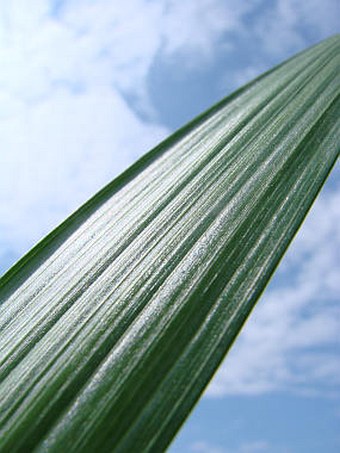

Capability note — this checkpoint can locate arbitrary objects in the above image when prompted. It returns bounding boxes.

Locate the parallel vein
[0,35,339,453]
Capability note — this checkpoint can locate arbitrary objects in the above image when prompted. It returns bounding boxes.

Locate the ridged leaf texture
[0,35,339,452]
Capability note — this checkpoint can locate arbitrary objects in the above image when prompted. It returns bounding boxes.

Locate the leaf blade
[0,35,339,452]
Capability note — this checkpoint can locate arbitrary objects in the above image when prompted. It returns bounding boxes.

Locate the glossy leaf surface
[0,35,339,452]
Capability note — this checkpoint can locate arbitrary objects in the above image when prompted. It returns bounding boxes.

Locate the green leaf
[0,35,339,452]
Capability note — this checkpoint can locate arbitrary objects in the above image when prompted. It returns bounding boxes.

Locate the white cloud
[0,0,164,114]
[253,0,339,58]
[207,184,340,397]
[225,0,339,91]
[162,0,243,60]
[0,86,167,255]
[0,0,234,107]
[284,0,339,37]
[0,0,240,264]
[0,0,165,260]
[253,0,306,57]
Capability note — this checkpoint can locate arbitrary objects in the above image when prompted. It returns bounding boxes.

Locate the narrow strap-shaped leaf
[0,35,339,452]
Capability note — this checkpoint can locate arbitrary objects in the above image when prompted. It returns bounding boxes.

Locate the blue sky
[0,1,339,452]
